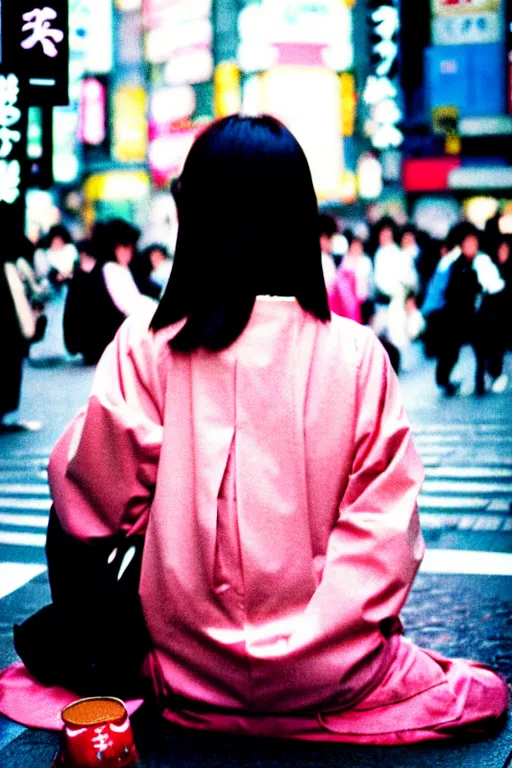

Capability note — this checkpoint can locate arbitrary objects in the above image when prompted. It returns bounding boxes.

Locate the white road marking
[0,484,51,497]
[0,531,46,547]
[422,480,512,495]
[425,467,512,480]
[0,563,47,599]
[421,549,512,576]
[0,498,52,511]
[0,513,49,528]
[418,495,489,510]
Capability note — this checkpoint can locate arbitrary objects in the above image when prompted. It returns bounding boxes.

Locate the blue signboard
[425,43,506,117]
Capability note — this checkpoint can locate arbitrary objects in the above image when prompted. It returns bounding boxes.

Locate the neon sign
[363,0,403,150]
[0,70,26,238]
[1,0,69,106]
[21,7,65,58]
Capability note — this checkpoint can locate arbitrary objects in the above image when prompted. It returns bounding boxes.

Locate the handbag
[14,507,151,700]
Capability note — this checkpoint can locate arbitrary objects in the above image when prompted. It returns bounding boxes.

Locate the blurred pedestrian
[131,243,172,299]
[318,213,338,292]
[64,220,157,363]
[319,214,360,322]
[494,234,512,350]
[341,233,375,324]
[98,219,154,318]
[420,225,464,359]
[63,240,121,365]
[482,233,512,393]
[31,225,77,363]
[400,224,430,304]
[33,225,77,287]
[5,115,507,744]
[434,223,505,396]
[373,218,420,370]
[0,250,45,432]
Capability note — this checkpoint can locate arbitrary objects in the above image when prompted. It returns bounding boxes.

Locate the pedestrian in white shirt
[100,219,156,317]
[372,219,420,370]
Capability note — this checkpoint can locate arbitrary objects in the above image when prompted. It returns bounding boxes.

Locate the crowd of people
[320,213,511,395]
[1,222,172,431]
[1,197,511,432]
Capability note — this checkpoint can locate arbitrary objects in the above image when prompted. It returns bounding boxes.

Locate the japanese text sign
[1,0,69,106]
[0,70,27,235]
[363,0,403,150]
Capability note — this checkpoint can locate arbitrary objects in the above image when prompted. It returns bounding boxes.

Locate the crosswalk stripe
[425,467,512,480]
[0,563,47,599]
[420,549,512,576]
[0,531,46,547]
[0,458,50,468]
[0,513,49,528]
[0,471,48,482]
[0,497,52,511]
[418,495,490,510]
[422,480,512,495]
[0,483,51,497]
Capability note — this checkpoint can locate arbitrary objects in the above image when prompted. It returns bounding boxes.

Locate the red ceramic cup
[51,697,139,767]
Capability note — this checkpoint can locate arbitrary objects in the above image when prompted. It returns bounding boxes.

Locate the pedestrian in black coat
[63,240,125,365]
[435,224,505,397]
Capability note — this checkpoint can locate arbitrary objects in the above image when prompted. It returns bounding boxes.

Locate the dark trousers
[435,339,488,390]
[435,302,504,390]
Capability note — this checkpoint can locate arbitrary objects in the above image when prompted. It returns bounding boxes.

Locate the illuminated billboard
[261,66,344,201]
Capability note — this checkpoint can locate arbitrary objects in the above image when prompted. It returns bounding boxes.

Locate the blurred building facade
[400,0,512,237]
[20,0,512,242]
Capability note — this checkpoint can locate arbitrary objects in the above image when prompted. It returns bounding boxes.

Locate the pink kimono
[0,298,507,743]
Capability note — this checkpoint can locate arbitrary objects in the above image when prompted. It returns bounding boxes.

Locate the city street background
[1,0,512,764]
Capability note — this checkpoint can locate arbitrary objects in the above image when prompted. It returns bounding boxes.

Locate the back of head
[93,219,141,263]
[445,221,479,253]
[318,214,338,240]
[44,224,73,249]
[151,114,329,352]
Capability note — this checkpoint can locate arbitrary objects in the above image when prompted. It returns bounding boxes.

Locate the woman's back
[49,298,424,713]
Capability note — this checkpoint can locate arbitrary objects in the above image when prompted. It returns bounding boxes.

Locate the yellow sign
[84,171,150,202]
[340,73,356,137]
[113,86,148,163]
[214,62,242,118]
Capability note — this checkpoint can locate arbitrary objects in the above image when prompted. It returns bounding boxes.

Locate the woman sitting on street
[0,115,507,744]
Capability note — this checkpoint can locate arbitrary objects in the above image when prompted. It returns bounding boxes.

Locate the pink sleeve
[48,318,164,540]
[294,330,425,648]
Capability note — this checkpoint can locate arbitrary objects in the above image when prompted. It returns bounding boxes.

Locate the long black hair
[151,114,330,352]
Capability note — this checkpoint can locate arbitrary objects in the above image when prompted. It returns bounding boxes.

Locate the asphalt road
[0,342,511,767]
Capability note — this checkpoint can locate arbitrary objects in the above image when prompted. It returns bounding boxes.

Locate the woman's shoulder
[119,307,185,357]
